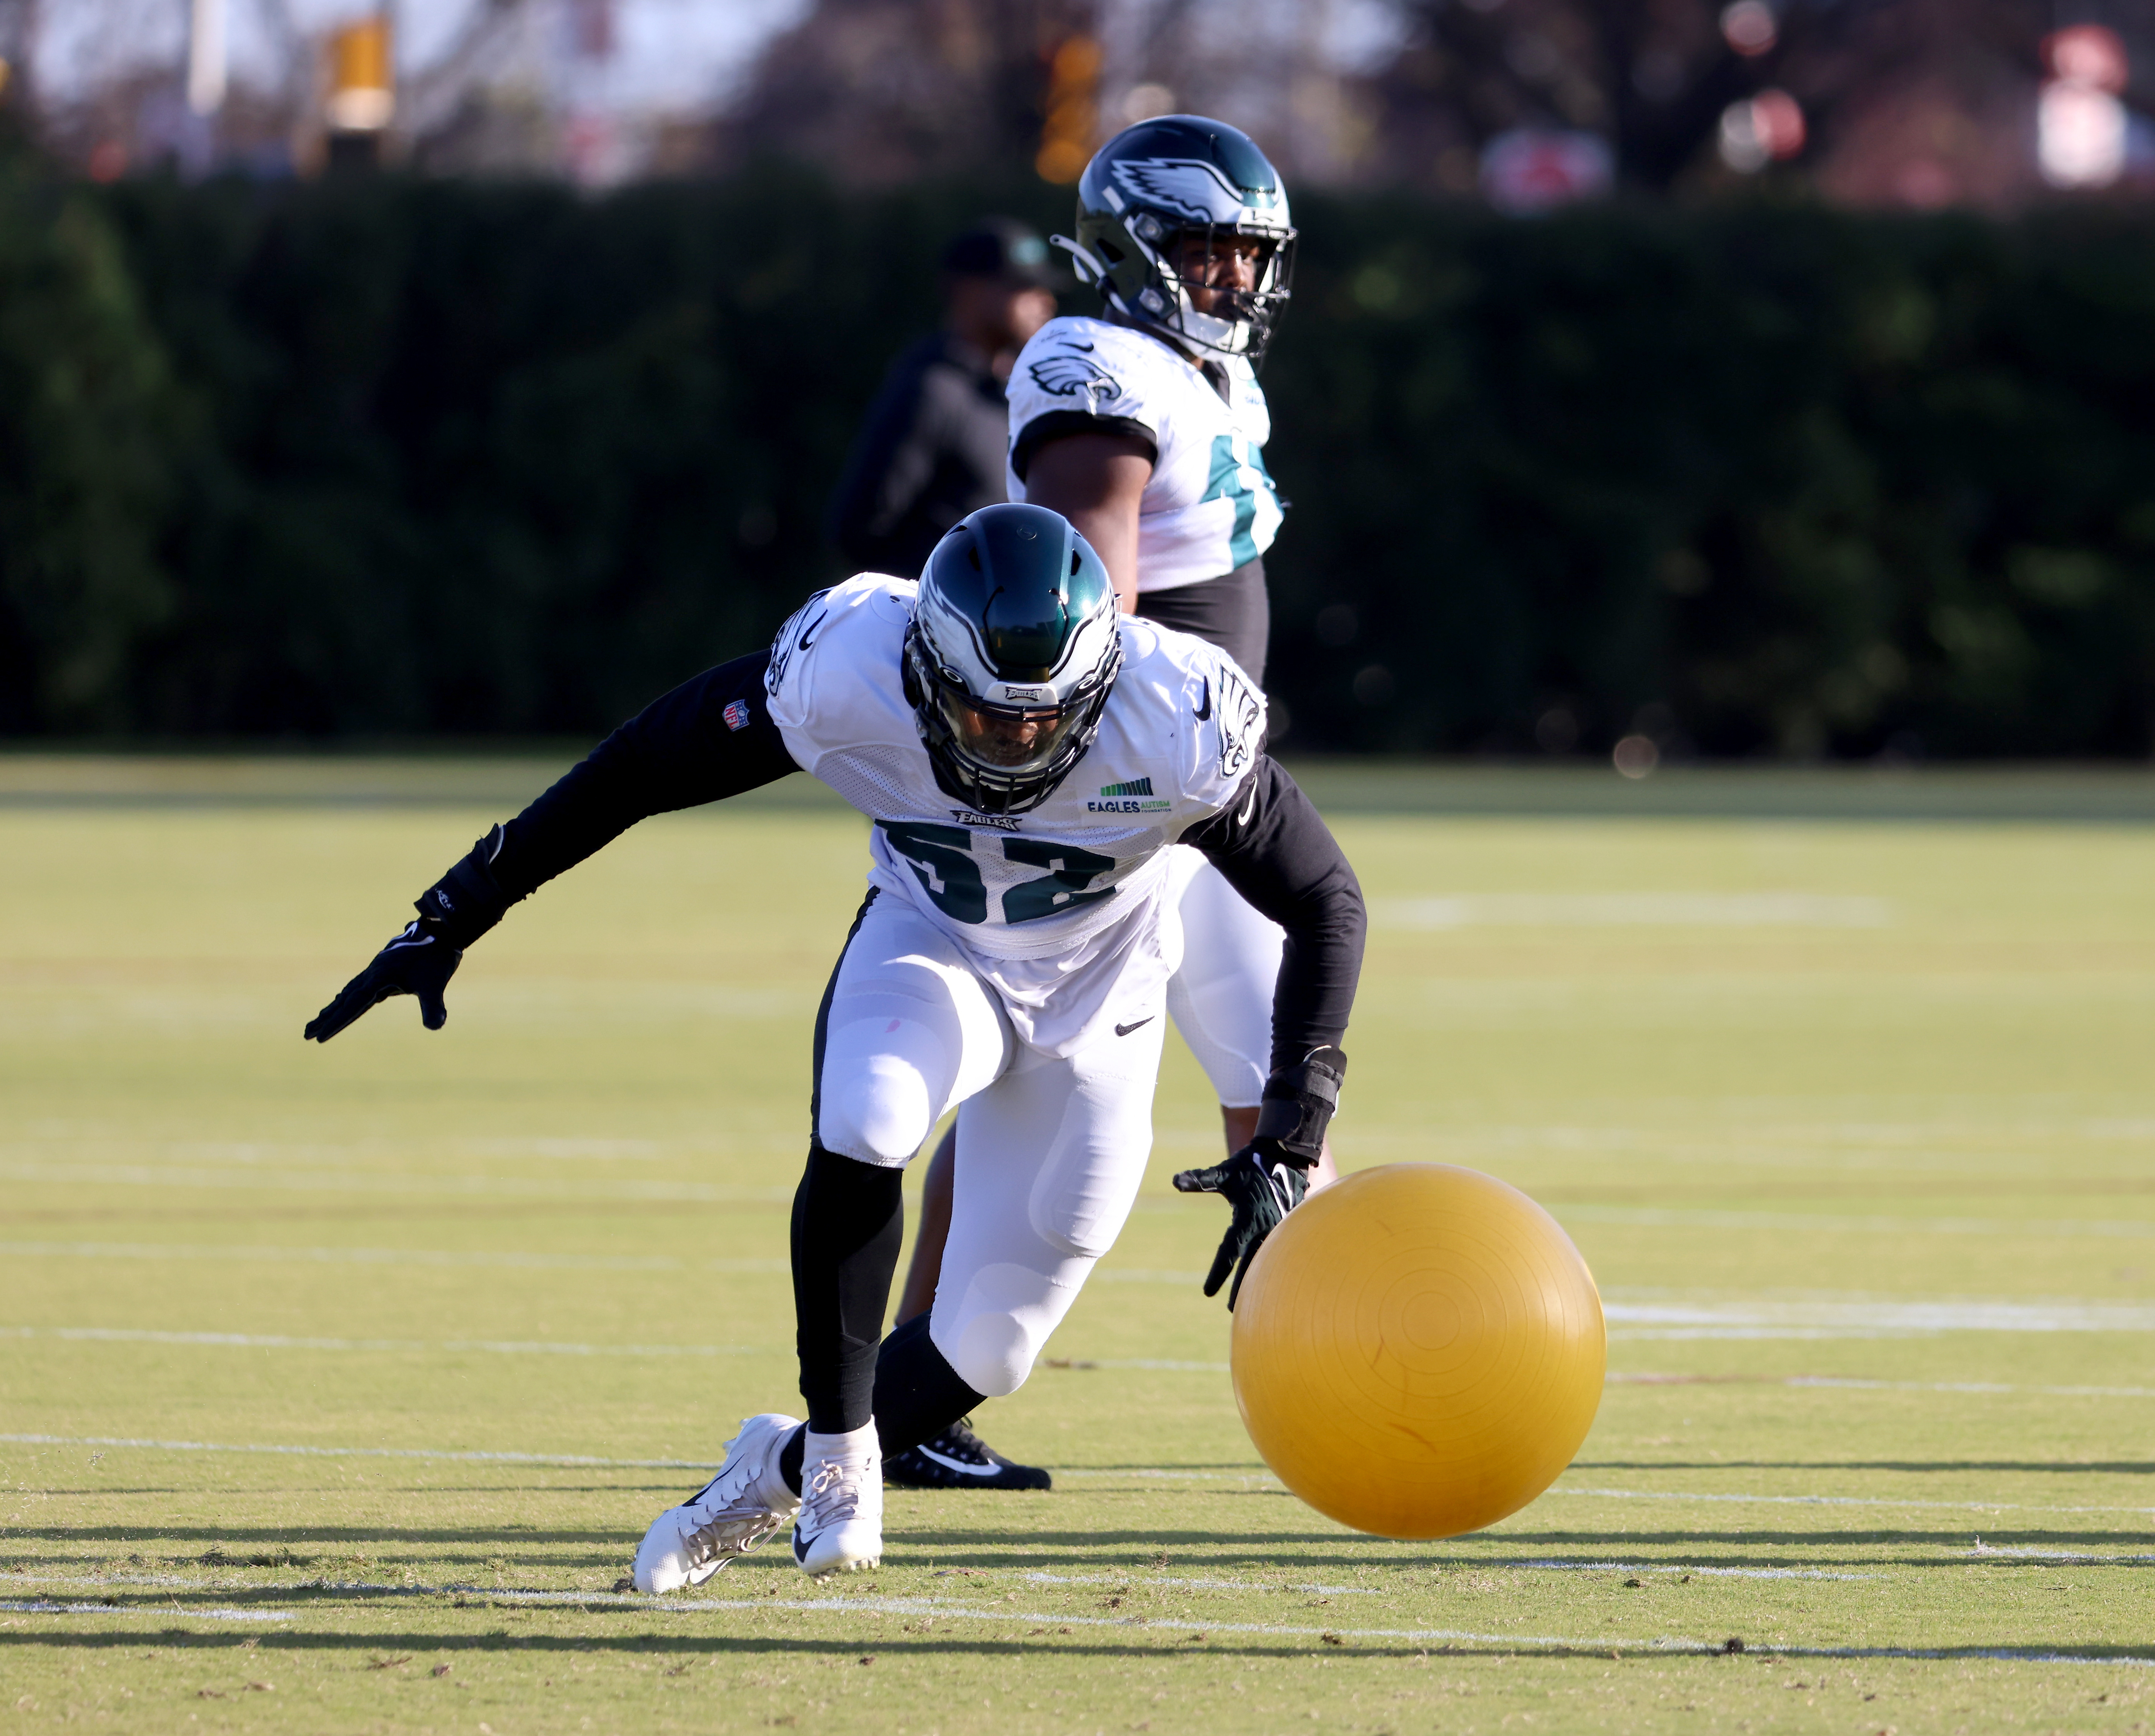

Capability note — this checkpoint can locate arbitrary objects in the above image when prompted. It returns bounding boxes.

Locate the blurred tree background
[2,161,2151,759]
[3,0,2155,758]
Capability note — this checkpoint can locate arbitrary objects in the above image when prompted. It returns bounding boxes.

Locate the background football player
[885,116,1323,1494]
[1015,115,1322,1189]
[304,503,1365,1588]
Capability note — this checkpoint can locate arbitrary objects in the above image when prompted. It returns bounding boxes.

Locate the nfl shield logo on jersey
[723,699,753,732]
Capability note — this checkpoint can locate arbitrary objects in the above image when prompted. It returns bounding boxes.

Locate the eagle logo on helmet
[1027,349,1123,407]
[1110,157,1253,226]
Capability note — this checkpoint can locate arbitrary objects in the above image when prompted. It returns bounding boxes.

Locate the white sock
[803,1422,879,1471]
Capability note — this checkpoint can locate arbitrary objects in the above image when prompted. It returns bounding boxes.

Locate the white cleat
[791,1422,883,1580]
[632,1412,802,1593]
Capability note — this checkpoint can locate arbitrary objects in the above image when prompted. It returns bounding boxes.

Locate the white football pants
[814,893,1167,1398]
[1163,845,1284,1109]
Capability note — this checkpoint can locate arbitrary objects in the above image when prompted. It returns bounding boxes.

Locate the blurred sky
[40,0,815,111]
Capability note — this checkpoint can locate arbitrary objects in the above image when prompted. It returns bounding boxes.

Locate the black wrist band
[415,826,511,950]
[1252,1045,1347,1164]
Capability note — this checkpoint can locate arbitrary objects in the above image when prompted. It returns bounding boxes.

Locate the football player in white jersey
[1014,117,1339,1184]
[879,118,1318,1495]
[304,503,1365,1585]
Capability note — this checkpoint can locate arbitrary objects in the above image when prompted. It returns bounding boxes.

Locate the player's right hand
[303,921,462,1042]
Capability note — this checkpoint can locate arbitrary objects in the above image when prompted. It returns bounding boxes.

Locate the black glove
[1173,1143,1310,1309]
[303,919,463,1041]
[1171,1046,1347,1311]
[302,828,511,1043]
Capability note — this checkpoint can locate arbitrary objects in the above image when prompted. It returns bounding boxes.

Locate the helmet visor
[934,688,1091,776]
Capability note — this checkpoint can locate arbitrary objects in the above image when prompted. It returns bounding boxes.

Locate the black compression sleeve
[488,649,798,904]
[791,1143,907,1436]
[1180,757,1366,1072]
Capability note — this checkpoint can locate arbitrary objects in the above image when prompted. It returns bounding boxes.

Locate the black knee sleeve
[790,1141,905,1436]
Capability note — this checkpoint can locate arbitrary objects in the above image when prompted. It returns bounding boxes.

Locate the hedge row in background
[2,156,2152,757]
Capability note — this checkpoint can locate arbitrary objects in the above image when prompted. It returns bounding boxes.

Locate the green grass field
[6,756,2155,1733]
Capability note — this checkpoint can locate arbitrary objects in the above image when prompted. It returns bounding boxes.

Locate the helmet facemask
[1124,216,1294,363]
[905,504,1123,816]
[906,629,1117,815]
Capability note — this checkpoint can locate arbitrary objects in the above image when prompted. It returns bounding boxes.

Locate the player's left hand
[1172,1143,1310,1311]
[303,921,462,1042]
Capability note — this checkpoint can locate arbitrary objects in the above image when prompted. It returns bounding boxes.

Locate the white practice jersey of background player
[1004,316,1282,598]
[763,572,1265,1057]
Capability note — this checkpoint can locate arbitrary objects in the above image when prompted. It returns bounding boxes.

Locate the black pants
[1134,558,1268,685]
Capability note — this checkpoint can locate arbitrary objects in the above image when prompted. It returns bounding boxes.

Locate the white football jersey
[763,573,1264,1055]
[1005,315,1282,595]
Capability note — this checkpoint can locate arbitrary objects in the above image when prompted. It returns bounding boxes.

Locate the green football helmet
[1055,115,1296,368]
[904,503,1122,815]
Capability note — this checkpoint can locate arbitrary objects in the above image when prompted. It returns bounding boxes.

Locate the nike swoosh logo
[1236,792,1256,827]
[1115,1016,1155,1037]
[1194,679,1211,721]
[796,606,829,651]
[914,1446,1002,1478]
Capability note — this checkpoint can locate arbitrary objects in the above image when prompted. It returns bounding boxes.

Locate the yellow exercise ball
[1231,1163,1605,1540]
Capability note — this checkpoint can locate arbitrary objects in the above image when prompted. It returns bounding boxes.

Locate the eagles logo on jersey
[1006,316,1282,596]
[1025,345,1123,409]
[1211,668,1261,781]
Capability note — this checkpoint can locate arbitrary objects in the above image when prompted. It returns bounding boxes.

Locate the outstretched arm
[304,649,799,1042]
[1169,757,1366,1306]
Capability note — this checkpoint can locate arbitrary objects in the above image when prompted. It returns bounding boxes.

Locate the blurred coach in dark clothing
[827,218,1059,576]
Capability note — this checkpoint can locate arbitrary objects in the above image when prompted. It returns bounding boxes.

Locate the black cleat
[882,1418,1052,1491]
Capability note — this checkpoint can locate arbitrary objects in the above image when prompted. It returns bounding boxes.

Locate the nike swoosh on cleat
[1115,1016,1155,1037]
[1193,679,1212,721]
[914,1446,1002,1478]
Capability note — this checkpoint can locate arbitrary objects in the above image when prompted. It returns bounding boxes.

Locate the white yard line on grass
[0,1432,711,1469]
[1019,1572,1380,1594]
[1607,1293,2155,1337]
[1785,1376,2155,1398]
[1053,1468,1276,1482]
[1379,894,1893,929]
[464,1587,2155,1663]
[0,1160,791,1204]
[12,1317,2155,1394]
[0,1601,291,1621]
[0,1239,785,1274]
[5,1575,2138,1661]
[1559,1205,2155,1241]
[0,1326,773,1358]
[1550,1486,2155,1515]
[8,1432,2151,1518]
[1489,1560,1876,1580]
[1612,1373,2155,1397]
